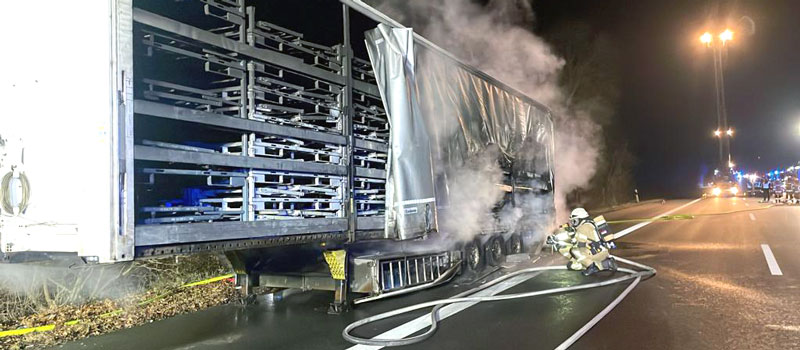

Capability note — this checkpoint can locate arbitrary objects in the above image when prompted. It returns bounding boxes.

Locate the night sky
[271,0,800,199]
[532,0,800,198]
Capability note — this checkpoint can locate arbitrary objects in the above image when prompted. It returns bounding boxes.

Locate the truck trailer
[0,0,555,310]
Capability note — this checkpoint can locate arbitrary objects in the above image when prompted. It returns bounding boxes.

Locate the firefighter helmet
[569,208,590,227]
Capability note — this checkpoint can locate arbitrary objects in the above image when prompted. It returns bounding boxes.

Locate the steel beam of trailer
[134,100,348,146]
[134,232,345,258]
[354,138,388,153]
[134,145,348,176]
[132,8,381,97]
[134,144,386,179]
[342,3,357,242]
[355,216,384,231]
[354,166,385,179]
[135,217,348,245]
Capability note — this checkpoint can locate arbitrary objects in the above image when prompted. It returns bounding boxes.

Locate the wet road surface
[583,197,800,349]
[55,197,800,349]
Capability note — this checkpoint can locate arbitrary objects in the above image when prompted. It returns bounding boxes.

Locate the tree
[542,20,637,208]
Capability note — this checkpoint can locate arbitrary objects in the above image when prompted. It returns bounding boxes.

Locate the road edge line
[613,198,703,239]
[761,244,783,276]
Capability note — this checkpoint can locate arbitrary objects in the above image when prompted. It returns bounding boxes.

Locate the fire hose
[342,255,655,348]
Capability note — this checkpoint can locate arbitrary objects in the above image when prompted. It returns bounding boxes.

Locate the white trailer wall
[0,1,133,262]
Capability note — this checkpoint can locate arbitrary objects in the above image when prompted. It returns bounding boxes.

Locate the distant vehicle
[707,182,739,197]
[746,180,765,197]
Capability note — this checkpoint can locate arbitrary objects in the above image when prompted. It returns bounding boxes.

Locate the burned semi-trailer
[0,0,555,309]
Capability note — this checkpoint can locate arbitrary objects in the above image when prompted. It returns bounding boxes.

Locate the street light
[699,28,736,177]
[719,29,734,45]
[728,161,735,168]
[699,29,733,45]
[700,32,713,45]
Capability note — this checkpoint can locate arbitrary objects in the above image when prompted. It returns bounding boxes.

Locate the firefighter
[547,208,617,276]
[787,176,798,204]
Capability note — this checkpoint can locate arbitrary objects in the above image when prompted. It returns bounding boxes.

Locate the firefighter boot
[601,257,618,272]
[582,264,600,276]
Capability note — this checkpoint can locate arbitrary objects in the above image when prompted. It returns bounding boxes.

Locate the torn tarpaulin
[365,23,555,241]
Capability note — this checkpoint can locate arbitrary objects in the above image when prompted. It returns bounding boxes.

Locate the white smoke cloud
[0,254,230,308]
[0,261,144,305]
[373,0,602,223]
[436,147,506,241]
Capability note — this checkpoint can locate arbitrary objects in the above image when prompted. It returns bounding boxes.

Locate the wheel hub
[491,239,503,260]
[468,245,481,269]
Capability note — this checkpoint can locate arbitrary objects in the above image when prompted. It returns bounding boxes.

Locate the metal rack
[351,252,455,294]
[380,253,452,292]
[131,0,388,249]
[138,167,246,224]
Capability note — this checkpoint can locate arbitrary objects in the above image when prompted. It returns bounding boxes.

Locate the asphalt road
[584,197,800,349]
[56,197,800,349]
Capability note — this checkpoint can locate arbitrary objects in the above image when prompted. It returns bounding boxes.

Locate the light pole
[701,29,734,177]
[725,128,734,170]
[712,127,734,173]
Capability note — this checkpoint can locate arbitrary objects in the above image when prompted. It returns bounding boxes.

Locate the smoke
[0,261,145,306]
[437,147,506,241]
[372,0,602,223]
[0,253,230,311]
[553,109,601,221]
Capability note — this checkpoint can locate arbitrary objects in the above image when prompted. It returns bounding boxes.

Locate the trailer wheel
[507,234,523,255]
[463,239,484,271]
[485,236,505,267]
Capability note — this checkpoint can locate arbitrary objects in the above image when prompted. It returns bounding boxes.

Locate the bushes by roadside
[0,253,240,349]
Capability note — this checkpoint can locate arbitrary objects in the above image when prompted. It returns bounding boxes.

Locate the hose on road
[342,255,655,348]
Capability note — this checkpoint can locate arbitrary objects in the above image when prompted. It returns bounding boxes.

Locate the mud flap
[324,250,350,313]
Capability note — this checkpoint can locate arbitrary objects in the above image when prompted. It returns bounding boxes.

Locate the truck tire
[507,233,523,255]
[463,239,484,271]
[485,235,505,267]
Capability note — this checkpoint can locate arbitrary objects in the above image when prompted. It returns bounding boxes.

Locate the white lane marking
[347,273,542,350]
[348,200,704,350]
[766,324,800,332]
[749,213,757,221]
[761,244,783,276]
[614,198,703,239]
